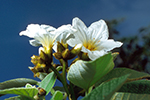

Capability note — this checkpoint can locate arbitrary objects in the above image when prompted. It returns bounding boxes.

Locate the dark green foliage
[119,80,150,94]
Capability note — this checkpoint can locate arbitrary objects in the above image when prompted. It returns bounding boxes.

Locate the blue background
[0,0,150,99]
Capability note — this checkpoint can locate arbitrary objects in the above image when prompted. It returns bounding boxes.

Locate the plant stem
[69,82,76,100]
[50,65,69,96]
[50,65,63,82]
[59,59,70,96]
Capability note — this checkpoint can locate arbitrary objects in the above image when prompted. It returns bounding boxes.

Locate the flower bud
[62,49,70,59]
[62,43,68,49]
[31,55,39,65]
[57,41,66,53]
[38,87,46,96]
[28,67,40,77]
[29,67,37,74]
[70,44,82,58]
[53,52,62,59]
[78,52,90,61]
[39,49,49,61]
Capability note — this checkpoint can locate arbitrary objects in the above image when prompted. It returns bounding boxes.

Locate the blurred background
[0,0,150,99]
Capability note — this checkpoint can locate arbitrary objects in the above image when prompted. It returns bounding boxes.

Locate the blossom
[19,24,56,51]
[52,25,76,52]
[19,24,74,53]
[67,17,123,60]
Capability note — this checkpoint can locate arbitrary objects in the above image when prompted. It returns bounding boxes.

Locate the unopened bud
[31,55,39,65]
[62,43,68,49]
[57,41,66,53]
[29,67,37,74]
[67,44,82,59]
[62,49,70,59]
[29,67,39,77]
[78,52,90,61]
[34,72,40,77]
[53,52,62,59]
[39,49,49,61]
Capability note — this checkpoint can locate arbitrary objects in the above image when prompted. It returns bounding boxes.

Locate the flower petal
[40,25,56,32]
[54,24,76,42]
[87,50,107,60]
[88,20,109,41]
[97,39,123,51]
[19,24,42,38]
[20,24,58,50]
[38,47,45,54]
[52,25,76,52]
[72,17,88,42]
[29,39,41,47]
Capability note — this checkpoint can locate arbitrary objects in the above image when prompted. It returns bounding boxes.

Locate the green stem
[59,59,70,96]
[50,65,69,96]
[69,82,76,100]
[50,66,63,82]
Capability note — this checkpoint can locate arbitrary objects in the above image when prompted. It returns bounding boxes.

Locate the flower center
[83,39,98,51]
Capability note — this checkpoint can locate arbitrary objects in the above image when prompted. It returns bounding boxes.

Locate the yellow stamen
[83,39,99,51]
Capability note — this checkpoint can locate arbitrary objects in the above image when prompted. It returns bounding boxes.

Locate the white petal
[19,31,29,37]
[81,46,88,53]
[88,20,109,41]
[67,38,83,47]
[53,33,75,52]
[87,50,107,60]
[72,17,88,42]
[52,24,76,52]
[52,43,57,52]
[38,47,44,54]
[19,24,47,38]
[97,39,123,51]
[55,24,75,34]
[29,39,41,47]
[40,25,56,32]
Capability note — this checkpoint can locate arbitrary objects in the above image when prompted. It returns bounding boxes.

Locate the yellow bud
[29,67,37,74]
[57,41,66,53]
[31,55,39,65]
[78,52,90,61]
[39,49,49,61]
[62,49,70,59]
[53,52,62,59]
[65,44,82,60]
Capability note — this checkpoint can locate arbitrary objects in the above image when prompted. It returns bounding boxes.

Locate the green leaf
[25,83,33,88]
[39,72,56,95]
[38,72,48,80]
[119,80,150,94]
[5,95,34,100]
[0,87,38,99]
[0,78,38,90]
[50,91,63,100]
[67,53,114,90]
[95,68,150,87]
[110,92,150,100]
[82,74,130,100]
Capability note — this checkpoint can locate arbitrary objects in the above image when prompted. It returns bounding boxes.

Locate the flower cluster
[19,17,122,61]
[19,17,123,99]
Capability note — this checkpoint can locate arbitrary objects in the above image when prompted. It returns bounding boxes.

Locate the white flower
[19,24,56,51]
[19,24,74,53]
[67,17,123,60]
[52,25,76,52]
